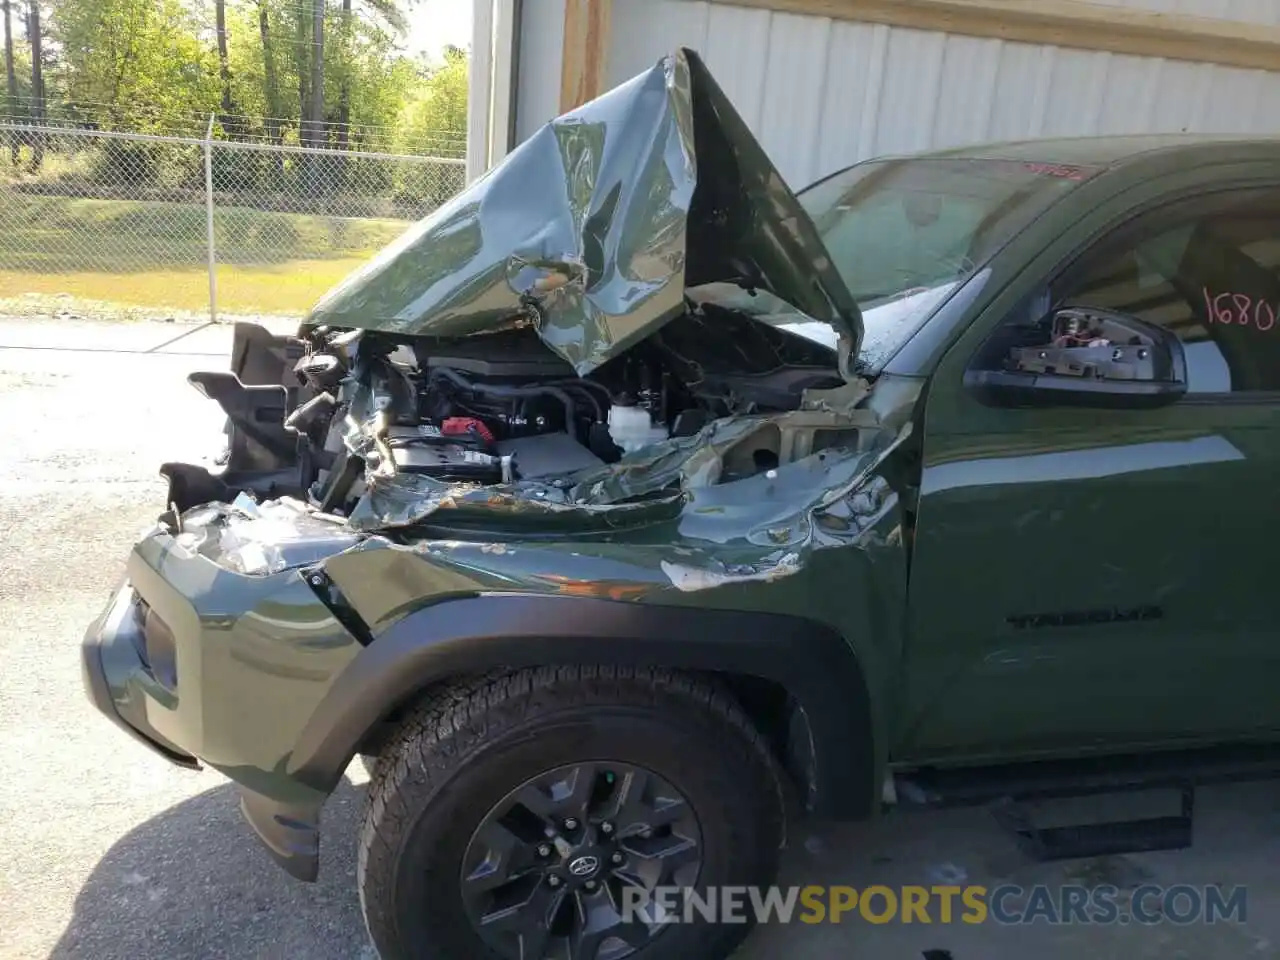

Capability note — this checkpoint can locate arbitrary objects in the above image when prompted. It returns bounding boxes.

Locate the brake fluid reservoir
[608,404,668,454]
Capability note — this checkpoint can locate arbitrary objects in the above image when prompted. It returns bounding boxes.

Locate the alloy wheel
[459,761,702,960]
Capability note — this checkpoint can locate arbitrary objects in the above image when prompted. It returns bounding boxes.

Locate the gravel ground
[2,317,1279,959]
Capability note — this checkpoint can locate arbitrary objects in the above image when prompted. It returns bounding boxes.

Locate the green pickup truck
[81,48,1280,960]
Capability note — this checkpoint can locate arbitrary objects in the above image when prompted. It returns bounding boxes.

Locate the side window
[977,189,1280,394]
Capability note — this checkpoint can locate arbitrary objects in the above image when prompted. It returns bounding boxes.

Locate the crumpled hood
[303,47,862,375]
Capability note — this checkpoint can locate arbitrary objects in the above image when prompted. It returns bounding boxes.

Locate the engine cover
[385,427,511,483]
[496,432,604,479]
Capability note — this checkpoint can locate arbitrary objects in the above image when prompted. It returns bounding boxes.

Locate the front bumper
[81,590,322,878]
[80,581,200,769]
[80,525,366,881]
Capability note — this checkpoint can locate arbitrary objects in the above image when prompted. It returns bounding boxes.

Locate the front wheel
[358,666,785,960]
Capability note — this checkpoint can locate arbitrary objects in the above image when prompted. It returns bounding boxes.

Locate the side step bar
[892,743,1280,861]
[988,788,1194,861]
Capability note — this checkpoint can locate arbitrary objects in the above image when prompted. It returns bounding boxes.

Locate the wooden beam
[560,0,613,112]
[715,0,1280,73]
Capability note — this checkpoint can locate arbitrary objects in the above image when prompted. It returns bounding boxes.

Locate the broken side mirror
[964,306,1187,409]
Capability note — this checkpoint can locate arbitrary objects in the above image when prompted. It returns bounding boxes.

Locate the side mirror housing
[964,307,1187,409]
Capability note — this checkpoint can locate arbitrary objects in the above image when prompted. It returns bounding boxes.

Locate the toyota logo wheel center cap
[567,855,600,878]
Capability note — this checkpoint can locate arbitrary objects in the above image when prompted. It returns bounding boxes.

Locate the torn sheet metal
[348,414,763,533]
[341,422,910,609]
[333,337,880,533]
[342,353,886,536]
[174,496,362,576]
[302,48,861,376]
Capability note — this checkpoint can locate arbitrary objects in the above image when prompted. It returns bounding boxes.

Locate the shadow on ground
[50,779,372,960]
[47,771,1280,960]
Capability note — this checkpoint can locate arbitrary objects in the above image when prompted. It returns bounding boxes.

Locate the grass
[0,257,374,317]
[0,191,411,317]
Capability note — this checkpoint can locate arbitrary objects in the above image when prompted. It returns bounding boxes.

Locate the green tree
[3,0,16,116]
[396,44,466,158]
[26,0,43,168]
[335,0,352,148]
[214,0,239,133]
[52,0,219,131]
[3,0,463,191]
[306,0,323,148]
[387,45,466,208]
[225,0,286,135]
[3,0,18,165]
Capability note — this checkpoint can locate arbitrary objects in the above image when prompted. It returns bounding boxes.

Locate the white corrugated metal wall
[585,0,1280,188]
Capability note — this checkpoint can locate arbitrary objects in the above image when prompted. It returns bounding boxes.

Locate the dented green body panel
[304,49,861,376]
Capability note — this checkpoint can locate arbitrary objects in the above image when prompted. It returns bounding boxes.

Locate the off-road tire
[357,665,786,960]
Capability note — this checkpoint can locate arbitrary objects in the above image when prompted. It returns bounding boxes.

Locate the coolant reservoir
[608,404,668,454]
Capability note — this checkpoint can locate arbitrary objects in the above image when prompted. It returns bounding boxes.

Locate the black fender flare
[288,594,876,820]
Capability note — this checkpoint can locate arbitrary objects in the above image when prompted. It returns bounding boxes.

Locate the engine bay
[278,300,851,517]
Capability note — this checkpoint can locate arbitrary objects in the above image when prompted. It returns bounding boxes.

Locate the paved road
[1,318,1278,959]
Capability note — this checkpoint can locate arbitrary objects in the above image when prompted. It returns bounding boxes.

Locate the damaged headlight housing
[218,526,288,576]
[178,496,364,577]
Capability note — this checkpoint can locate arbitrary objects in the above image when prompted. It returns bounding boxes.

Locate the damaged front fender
[320,417,911,630]
[308,422,912,818]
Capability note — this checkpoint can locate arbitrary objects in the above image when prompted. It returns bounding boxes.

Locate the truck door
[898,184,1280,761]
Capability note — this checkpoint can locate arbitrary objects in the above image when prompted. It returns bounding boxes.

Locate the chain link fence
[0,120,466,320]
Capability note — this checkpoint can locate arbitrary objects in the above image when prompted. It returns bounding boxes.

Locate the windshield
[796,157,1098,370]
